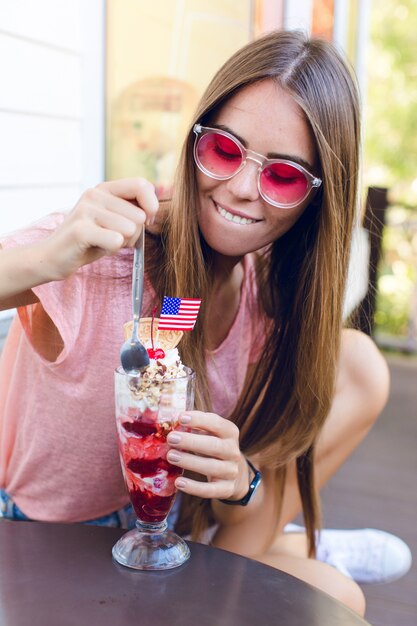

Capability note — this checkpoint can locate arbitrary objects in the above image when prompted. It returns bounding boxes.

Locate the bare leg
[255,549,366,616]
[254,330,389,616]
[278,329,390,530]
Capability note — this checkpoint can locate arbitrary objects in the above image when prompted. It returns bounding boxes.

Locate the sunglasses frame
[193,124,322,209]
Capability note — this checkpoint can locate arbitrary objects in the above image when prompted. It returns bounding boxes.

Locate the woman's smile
[213,199,262,226]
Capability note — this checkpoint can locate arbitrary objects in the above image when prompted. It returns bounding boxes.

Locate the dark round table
[0,520,371,625]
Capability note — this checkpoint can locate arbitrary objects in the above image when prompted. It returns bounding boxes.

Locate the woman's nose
[225,159,260,202]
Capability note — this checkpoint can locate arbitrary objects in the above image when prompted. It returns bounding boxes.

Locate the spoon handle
[131,226,145,339]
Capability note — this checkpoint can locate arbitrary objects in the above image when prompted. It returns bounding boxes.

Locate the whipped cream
[143,348,186,381]
[126,347,187,410]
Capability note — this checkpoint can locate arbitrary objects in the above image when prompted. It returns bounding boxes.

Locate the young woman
[0,31,398,615]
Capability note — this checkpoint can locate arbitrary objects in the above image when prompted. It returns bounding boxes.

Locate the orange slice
[123,318,183,351]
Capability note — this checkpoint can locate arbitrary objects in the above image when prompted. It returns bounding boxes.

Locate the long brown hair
[147,30,360,555]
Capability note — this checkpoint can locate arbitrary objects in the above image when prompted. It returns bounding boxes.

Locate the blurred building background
[1,0,415,350]
[0,0,372,229]
[0,1,104,231]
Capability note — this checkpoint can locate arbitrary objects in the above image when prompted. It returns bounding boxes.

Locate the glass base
[112,520,190,570]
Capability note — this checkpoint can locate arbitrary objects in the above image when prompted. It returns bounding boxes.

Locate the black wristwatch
[219,458,262,506]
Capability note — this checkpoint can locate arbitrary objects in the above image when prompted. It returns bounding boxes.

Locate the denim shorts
[0,488,179,530]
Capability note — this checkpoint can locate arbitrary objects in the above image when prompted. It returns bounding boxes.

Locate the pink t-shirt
[0,213,263,522]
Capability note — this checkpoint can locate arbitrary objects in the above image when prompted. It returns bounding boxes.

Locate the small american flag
[158,297,202,331]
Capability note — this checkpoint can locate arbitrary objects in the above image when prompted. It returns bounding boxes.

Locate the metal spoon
[120,226,150,373]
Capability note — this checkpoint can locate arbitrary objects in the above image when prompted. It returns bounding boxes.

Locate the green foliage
[375,209,417,336]
[364,0,417,195]
[364,2,417,340]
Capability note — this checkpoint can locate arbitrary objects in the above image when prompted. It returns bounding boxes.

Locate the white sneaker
[283,524,412,584]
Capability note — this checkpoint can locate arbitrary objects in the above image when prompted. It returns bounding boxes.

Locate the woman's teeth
[216,204,257,225]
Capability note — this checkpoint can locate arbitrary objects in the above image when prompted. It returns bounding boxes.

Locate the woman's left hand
[166,411,248,500]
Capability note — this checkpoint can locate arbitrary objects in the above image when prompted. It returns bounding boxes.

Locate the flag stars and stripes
[158,297,202,331]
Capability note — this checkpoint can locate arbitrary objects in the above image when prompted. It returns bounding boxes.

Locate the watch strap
[218,457,262,506]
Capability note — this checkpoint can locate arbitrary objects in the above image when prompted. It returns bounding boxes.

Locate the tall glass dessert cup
[112,365,195,570]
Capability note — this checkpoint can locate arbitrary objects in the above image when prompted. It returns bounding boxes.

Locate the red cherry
[147,348,166,360]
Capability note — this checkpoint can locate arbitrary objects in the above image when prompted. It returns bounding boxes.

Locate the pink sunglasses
[193,124,322,209]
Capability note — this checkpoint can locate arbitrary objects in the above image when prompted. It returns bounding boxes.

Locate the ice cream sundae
[115,318,193,524]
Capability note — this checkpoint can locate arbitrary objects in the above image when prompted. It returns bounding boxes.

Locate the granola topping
[127,348,186,406]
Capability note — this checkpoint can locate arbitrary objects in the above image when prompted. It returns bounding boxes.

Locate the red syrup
[128,486,179,523]
[122,421,157,437]
[119,415,182,523]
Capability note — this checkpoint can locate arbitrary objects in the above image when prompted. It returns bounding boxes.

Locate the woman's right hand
[43,178,159,281]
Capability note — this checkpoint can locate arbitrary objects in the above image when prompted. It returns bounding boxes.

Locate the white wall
[0,0,105,236]
[283,0,313,31]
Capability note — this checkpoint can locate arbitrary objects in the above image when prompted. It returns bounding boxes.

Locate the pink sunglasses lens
[196,132,243,177]
[260,162,308,205]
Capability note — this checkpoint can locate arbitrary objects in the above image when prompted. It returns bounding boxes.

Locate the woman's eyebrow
[210,123,248,147]
[210,123,315,171]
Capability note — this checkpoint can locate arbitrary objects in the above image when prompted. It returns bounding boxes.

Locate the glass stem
[136,519,168,533]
